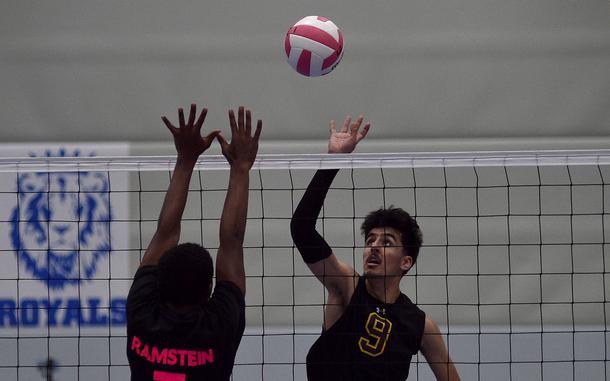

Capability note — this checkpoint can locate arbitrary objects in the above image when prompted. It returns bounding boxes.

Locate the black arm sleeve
[290,169,339,264]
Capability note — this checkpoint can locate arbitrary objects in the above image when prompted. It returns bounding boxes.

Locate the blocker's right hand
[162,103,220,163]
[217,106,262,172]
[328,115,370,154]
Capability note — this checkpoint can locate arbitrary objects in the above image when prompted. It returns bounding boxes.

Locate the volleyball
[284,16,344,77]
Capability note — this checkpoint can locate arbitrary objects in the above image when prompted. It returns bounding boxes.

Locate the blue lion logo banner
[9,150,112,289]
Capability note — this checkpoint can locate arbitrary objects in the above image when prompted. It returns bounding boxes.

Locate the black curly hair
[157,243,213,306]
[361,206,423,266]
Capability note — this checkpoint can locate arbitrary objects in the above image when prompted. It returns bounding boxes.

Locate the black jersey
[126,266,245,381]
[307,277,425,381]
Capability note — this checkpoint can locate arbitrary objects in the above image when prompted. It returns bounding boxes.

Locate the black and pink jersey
[127,266,245,381]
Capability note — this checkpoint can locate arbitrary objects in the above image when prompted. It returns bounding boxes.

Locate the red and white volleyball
[284,16,344,77]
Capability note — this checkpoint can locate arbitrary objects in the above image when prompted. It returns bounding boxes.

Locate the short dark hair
[157,243,213,306]
[360,206,423,264]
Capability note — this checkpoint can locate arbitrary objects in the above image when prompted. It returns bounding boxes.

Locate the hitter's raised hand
[328,115,370,154]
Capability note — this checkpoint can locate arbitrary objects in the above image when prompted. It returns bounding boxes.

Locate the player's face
[363,227,413,277]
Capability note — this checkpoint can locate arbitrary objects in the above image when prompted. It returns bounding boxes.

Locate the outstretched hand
[162,103,221,163]
[328,115,370,154]
[217,106,262,172]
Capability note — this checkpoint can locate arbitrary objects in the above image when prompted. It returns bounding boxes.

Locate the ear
[400,255,413,273]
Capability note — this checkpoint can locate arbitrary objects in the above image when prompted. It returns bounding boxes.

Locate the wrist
[230,165,250,175]
[176,155,198,167]
[327,148,352,154]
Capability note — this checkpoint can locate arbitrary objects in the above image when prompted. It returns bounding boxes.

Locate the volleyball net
[0,150,608,380]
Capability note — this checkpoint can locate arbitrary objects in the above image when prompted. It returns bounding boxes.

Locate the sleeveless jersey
[306,277,425,381]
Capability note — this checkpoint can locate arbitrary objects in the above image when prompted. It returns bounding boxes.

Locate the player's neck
[166,302,198,314]
[365,277,401,304]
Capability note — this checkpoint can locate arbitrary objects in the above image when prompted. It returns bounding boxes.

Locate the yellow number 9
[358,312,393,357]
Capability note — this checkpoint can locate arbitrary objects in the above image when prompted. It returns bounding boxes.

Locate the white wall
[1,0,609,144]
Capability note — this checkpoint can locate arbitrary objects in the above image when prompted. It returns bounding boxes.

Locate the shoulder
[420,316,445,353]
[351,275,366,295]
[126,266,161,329]
[207,281,246,315]
[397,293,426,319]
[127,266,159,304]
[393,295,427,347]
[213,281,245,303]
[205,281,246,341]
[423,315,441,335]
[133,265,158,279]
[328,272,361,308]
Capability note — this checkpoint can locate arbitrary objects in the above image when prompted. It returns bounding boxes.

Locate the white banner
[0,143,130,378]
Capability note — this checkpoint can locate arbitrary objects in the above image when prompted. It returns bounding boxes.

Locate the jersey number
[358,312,393,357]
[154,370,186,381]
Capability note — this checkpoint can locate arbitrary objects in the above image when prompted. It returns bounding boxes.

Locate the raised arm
[420,317,461,381]
[215,106,262,296]
[290,116,370,296]
[140,104,220,268]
